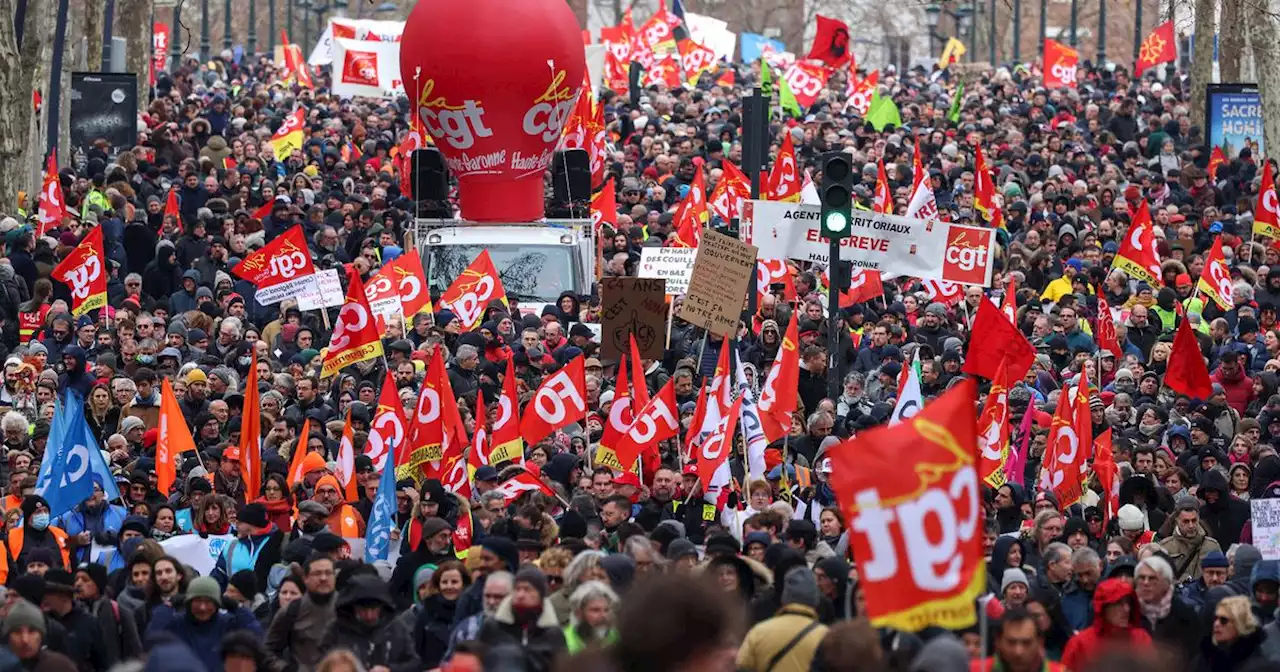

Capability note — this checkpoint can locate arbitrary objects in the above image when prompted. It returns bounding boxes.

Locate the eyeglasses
[1215,615,1231,625]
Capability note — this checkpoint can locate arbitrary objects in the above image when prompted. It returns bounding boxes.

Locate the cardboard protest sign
[600,277,666,360]
[677,230,757,339]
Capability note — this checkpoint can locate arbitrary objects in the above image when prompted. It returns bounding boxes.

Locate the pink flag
[1006,403,1035,485]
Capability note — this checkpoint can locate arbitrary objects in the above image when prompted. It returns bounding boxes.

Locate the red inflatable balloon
[399,0,585,222]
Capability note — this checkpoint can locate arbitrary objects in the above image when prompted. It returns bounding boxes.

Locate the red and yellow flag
[1111,200,1162,286]
[321,265,386,378]
[50,227,107,317]
[1135,21,1176,75]
[437,250,509,331]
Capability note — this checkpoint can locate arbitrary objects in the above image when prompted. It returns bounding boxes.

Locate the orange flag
[288,417,312,488]
[157,378,196,497]
[1208,146,1226,181]
[239,349,262,501]
[164,188,180,221]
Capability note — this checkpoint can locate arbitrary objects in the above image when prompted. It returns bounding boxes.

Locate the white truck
[415,219,597,315]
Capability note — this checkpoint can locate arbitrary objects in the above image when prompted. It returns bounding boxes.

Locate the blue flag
[34,394,67,490]
[37,390,121,518]
[365,440,398,564]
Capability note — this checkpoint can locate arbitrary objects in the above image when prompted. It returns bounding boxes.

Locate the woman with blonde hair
[315,649,366,672]
[1191,595,1269,670]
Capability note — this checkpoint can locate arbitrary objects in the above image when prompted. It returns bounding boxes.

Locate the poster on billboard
[1206,84,1264,159]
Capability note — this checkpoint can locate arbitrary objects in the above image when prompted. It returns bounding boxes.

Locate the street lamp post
[1038,0,1047,56]
[249,0,258,57]
[201,0,210,61]
[955,4,973,61]
[989,0,997,64]
[171,4,182,70]
[224,0,232,50]
[1013,0,1021,62]
[1097,0,1106,64]
[1069,0,1078,47]
[1133,0,1143,61]
[925,2,941,59]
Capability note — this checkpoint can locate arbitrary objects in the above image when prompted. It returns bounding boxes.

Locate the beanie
[780,567,821,608]
[76,563,109,597]
[1001,568,1030,593]
[228,569,259,598]
[238,503,270,529]
[3,600,44,636]
[1202,551,1228,569]
[1117,504,1146,531]
[186,576,222,608]
[514,565,549,599]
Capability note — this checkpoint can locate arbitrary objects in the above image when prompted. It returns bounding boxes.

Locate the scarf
[151,528,179,541]
[1140,587,1173,624]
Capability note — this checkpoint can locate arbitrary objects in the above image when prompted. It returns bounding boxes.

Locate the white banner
[586,45,606,93]
[639,247,697,295]
[1253,499,1280,560]
[309,18,406,66]
[297,268,344,311]
[684,12,737,62]
[331,38,404,99]
[160,534,237,577]
[740,200,997,287]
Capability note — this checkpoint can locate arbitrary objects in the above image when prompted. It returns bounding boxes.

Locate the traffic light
[820,151,855,240]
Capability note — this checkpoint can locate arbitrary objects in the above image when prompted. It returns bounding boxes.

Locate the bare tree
[1220,0,1243,81]
[1188,0,1214,129]
[1249,2,1280,154]
[84,0,105,70]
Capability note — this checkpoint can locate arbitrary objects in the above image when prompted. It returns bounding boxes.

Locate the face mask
[30,513,49,530]
[238,356,252,367]
[138,355,155,365]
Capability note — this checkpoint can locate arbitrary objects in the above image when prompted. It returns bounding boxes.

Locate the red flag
[1167,315,1213,399]
[489,357,524,465]
[807,15,852,68]
[757,317,800,443]
[386,253,433,320]
[604,47,630,95]
[1043,39,1079,89]
[872,158,893,214]
[1039,368,1091,508]
[400,350,446,478]
[677,39,718,84]
[1111,200,1162,286]
[335,411,359,502]
[239,349,262,501]
[1208,146,1226,181]
[673,169,708,247]
[710,160,751,222]
[612,379,679,471]
[365,371,406,472]
[629,334,651,407]
[437,250,509,330]
[973,144,996,222]
[50,227,108,317]
[767,131,802,202]
[840,269,885,307]
[596,355,636,470]
[320,265,386,378]
[827,379,983,630]
[35,152,65,238]
[1095,294,1122,359]
[591,177,617,232]
[280,30,314,87]
[781,61,830,109]
[644,51,681,88]
[250,199,275,222]
[1094,429,1119,531]
[1253,160,1280,239]
[1000,276,1018,324]
[231,225,317,304]
[519,356,588,446]
[493,470,556,504]
[962,300,1035,387]
[1135,21,1177,75]
[695,395,743,495]
[715,70,735,87]
[1198,236,1235,311]
[756,259,797,305]
[977,358,1011,488]
[844,70,879,116]
[288,418,312,489]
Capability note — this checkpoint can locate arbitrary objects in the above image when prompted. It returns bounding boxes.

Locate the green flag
[948,81,965,123]
[778,76,802,118]
[866,91,901,132]
[760,59,774,99]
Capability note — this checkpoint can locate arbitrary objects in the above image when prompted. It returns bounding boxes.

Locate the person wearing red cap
[215,446,247,507]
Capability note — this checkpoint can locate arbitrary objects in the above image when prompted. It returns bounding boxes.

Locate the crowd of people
[0,25,1274,672]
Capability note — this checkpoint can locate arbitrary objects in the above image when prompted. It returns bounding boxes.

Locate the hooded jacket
[1198,469,1251,548]
[319,576,420,672]
[476,594,566,672]
[1062,578,1153,671]
[146,599,263,672]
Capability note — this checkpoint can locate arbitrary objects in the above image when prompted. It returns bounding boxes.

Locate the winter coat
[413,594,458,669]
[736,604,828,672]
[476,596,566,672]
[1062,579,1153,672]
[1144,591,1205,660]
[1191,629,1273,672]
[319,576,421,672]
[1158,522,1223,583]
[146,601,264,672]
[87,596,143,666]
[1199,470,1252,549]
[265,591,338,670]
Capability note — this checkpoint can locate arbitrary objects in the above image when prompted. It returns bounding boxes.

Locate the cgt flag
[321,266,386,378]
[976,358,1011,488]
[231,224,317,305]
[1111,200,1162,286]
[50,227,107,317]
[1253,160,1280,239]
[1043,39,1079,89]
[757,317,799,443]
[828,379,983,630]
[766,131,802,202]
[1198,237,1234,311]
[489,357,524,465]
[270,107,307,161]
[437,250,510,331]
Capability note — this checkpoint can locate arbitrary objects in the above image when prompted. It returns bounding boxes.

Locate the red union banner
[1043,39,1078,89]
[320,265,386,378]
[783,61,830,110]
[51,227,107,317]
[231,225,317,304]
[828,379,984,630]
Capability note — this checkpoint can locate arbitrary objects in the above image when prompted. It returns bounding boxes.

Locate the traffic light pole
[827,237,841,401]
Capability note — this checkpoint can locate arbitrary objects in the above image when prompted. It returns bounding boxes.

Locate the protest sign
[297,268,344,311]
[1253,498,1280,560]
[600,278,667,360]
[639,247,697,294]
[678,230,757,339]
[741,199,997,287]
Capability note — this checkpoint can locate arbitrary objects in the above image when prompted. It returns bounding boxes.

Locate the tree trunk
[1188,0,1215,130]
[0,0,29,215]
[1250,5,1280,155]
[1220,0,1243,81]
[84,0,104,71]
[118,0,150,105]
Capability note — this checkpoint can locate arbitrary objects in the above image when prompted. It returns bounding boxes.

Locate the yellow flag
[270,107,306,162]
[937,38,967,69]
